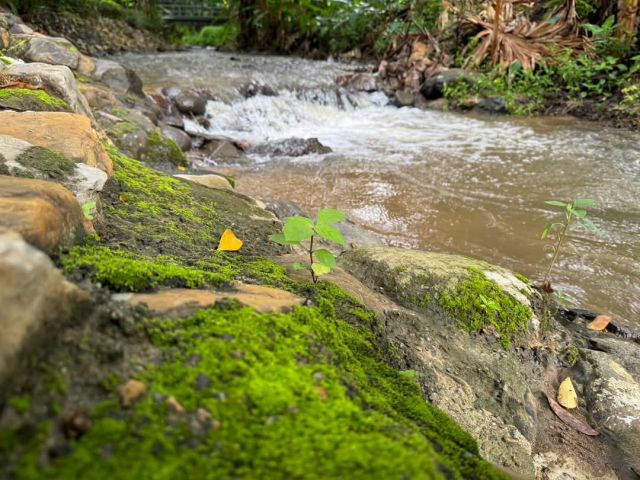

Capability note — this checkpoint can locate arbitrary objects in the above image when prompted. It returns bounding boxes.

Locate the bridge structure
[157,1,225,25]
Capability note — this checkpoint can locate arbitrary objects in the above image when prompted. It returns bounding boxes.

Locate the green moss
[0,88,71,112]
[564,343,581,366]
[439,268,531,350]
[109,120,137,139]
[8,396,31,414]
[62,246,234,292]
[514,272,529,284]
[144,130,188,167]
[14,147,75,180]
[14,303,504,480]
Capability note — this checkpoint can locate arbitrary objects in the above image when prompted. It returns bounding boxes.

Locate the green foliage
[271,209,346,283]
[182,24,239,48]
[541,199,600,287]
[439,268,532,350]
[81,201,97,221]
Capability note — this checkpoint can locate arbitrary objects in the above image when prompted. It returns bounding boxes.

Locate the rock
[195,407,219,429]
[160,124,191,151]
[201,139,246,164]
[424,98,448,111]
[7,63,94,118]
[337,73,379,92]
[79,84,121,112]
[338,246,540,476]
[0,111,112,176]
[394,90,415,107]
[0,176,86,253]
[174,91,208,116]
[474,97,509,115]
[93,59,144,97]
[0,85,71,112]
[580,348,640,474]
[76,54,96,77]
[166,396,185,413]
[265,199,309,220]
[9,23,33,35]
[240,81,277,98]
[174,174,233,191]
[1,26,9,49]
[250,137,332,157]
[18,36,81,71]
[119,379,147,407]
[420,68,472,100]
[113,283,305,317]
[0,231,89,387]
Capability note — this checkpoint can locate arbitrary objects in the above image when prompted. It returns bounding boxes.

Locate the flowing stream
[117,50,640,328]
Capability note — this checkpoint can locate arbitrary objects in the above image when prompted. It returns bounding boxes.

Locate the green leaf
[82,201,96,221]
[580,217,601,233]
[317,209,347,225]
[573,209,587,218]
[311,263,331,276]
[283,216,314,242]
[269,233,300,246]
[315,249,336,269]
[541,224,552,240]
[545,200,567,208]
[314,223,345,245]
[574,198,596,208]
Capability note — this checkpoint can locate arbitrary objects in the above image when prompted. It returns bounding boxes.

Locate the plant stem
[544,218,571,285]
[309,235,317,283]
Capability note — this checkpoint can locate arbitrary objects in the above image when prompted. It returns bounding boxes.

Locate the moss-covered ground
[0,149,507,479]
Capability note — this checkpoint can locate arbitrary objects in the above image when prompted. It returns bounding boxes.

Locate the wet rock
[265,199,309,220]
[119,380,147,407]
[0,111,112,176]
[394,89,415,107]
[6,62,94,118]
[240,80,277,98]
[250,137,332,157]
[420,68,472,100]
[174,174,233,191]
[337,73,379,92]
[174,91,208,116]
[338,246,540,476]
[0,231,89,386]
[113,284,305,317]
[17,36,80,70]
[201,138,246,165]
[580,348,640,474]
[94,59,144,97]
[474,97,508,115]
[0,176,86,253]
[160,124,191,151]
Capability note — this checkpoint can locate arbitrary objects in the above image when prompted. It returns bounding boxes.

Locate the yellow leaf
[587,315,612,331]
[557,377,578,409]
[217,229,243,252]
[177,165,187,171]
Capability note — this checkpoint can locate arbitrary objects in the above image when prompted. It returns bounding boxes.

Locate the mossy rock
[340,247,534,350]
[143,130,188,167]
[0,88,71,113]
[13,146,76,180]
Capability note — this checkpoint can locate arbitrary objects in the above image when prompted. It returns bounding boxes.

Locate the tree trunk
[616,0,638,45]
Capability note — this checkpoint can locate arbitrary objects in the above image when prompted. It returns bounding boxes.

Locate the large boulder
[160,123,192,152]
[0,176,85,253]
[93,59,144,97]
[13,35,81,70]
[0,231,89,388]
[0,111,112,176]
[0,135,108,206]
[6,62,94,118]
[339,247,540,476]
[421,68,473,100]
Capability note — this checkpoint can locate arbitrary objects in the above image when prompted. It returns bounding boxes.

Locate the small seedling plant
[540,198,600,291]
[270,209,346,283]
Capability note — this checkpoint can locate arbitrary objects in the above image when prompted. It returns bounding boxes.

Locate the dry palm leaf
[467,0,587,69]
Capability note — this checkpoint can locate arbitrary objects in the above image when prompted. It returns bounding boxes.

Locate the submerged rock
[250,137,332,157]
[0,231,89,387]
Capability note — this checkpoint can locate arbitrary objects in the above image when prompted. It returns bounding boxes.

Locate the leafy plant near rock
[270,210,346,283]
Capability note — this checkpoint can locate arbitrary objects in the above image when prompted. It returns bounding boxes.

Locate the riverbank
[1,10,640,480]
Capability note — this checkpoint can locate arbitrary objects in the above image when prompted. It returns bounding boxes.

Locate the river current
[117,49,640,328]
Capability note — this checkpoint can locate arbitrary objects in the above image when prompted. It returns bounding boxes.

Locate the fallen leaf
[119,195,127,203]
[177,165,187,171]
[588,315,612,331]
[557,377,578,409]
[217,229,243,252]
[315,386,328,401]
[546,393,599,436]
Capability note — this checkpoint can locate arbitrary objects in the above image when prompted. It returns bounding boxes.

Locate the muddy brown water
[118,50,640,328]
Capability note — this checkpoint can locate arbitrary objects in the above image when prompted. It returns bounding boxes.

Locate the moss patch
[14,147,76,180]
[5,301,505,480]
[0,88,71,112]
[439,268,531,349]
[144,130,187,167]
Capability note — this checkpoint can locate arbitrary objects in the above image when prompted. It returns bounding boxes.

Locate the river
[117,49,640,328]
